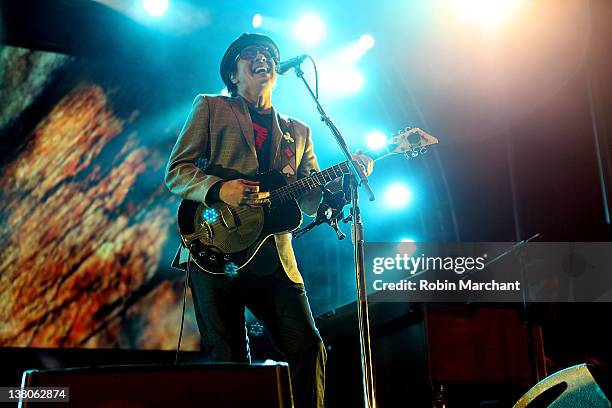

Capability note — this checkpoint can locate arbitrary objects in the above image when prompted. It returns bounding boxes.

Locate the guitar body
[177,170,303,274]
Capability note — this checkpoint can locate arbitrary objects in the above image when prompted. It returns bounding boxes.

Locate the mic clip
[292,185,347,240]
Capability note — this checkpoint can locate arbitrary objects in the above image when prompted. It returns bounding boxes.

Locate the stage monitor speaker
[20,362,293,408]
[513,364,611,408]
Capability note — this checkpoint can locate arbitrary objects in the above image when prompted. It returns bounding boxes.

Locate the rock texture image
[0,56,199,350]
[0,46,70,132]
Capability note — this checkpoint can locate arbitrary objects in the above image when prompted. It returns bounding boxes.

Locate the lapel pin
[283,132,295,143]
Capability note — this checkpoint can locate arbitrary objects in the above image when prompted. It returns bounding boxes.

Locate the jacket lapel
[269,108,284,169]
[229,97,257,157]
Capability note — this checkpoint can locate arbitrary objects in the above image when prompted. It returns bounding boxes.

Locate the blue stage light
[384,183,412,208]
[202,208,219,223]
[292,13,326,47]
[400,238,416,242]
[252,13,263,29]
[366,131,387,150]
[319,64,364,98]
[359,34,375,51]
[343,69,364,93]
[224,262,239,276]
[142,0,168,17]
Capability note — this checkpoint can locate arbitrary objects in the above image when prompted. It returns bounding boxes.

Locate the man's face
[231,45,277,95]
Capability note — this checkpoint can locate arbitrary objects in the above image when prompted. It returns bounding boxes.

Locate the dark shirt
[248,106,273,173]
[247,106,280,273]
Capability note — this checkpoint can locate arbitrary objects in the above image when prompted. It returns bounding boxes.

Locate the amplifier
[19,362,293,407]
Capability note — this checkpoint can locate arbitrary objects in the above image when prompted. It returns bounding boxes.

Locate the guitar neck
[269,148,392,204]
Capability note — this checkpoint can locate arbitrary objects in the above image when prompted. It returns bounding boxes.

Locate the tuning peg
[405,126,413,131]
[420,147,428,155]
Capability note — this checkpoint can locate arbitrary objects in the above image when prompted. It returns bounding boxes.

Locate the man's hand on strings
[352,150,374,177]
[219,179,271,207]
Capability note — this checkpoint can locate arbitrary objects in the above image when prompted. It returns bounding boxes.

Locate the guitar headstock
[387,127,439,158]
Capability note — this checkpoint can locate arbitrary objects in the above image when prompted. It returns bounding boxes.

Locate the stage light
[366,131,387,150]
[397,239,418,257]
[384,183,412,208]
[337,35,375,65]
[142,0,168,17]
[224,262,239,276]
[446,0,521,29]
[337,68,364,94]
[220,88,230,96]
[338,44,365,64]
[319,64,364,97]
[344,69,364,93]
[292,13,326,47]
[252,13,263,29]
[202,208,219,223]
[359,34,375,51]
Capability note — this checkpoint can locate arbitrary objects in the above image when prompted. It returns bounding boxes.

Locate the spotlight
[292,13,326,47]
[319,65,364,97]
[252,13,263,29]
[142,0,168,17]
[359,34,375,51]
[446,0,521,29]
[396,240,418,257]
[220,88,230,96]
[366,131,387,150]
[343,69,364,93]
[384,183,412,208]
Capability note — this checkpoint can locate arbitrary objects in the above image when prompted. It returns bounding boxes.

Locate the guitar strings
[203,163,350,229]
[194,134,423,232]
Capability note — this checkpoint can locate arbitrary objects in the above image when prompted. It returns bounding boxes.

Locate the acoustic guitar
[177,127,439,274]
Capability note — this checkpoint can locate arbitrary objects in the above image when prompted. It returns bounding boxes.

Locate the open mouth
[252,65,269,74]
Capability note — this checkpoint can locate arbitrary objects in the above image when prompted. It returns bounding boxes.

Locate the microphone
[276,54,308,75]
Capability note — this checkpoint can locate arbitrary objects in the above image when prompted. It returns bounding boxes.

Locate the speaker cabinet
[20,363,293,407]
[513,364,611,408]
[318,303,534,407]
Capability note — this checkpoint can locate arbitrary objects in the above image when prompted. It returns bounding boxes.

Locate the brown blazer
[165,94,322,283]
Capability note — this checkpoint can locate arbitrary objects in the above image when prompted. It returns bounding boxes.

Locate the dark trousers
[189,256,326,408]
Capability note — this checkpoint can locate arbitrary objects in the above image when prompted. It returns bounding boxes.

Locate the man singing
[165,33,372,408]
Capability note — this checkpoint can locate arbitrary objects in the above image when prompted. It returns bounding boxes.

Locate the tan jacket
[165,94,322,283]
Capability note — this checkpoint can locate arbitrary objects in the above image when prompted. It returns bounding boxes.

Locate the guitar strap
[277,115,297,181]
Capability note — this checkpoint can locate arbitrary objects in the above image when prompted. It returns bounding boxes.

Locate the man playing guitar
[165,33,373,408]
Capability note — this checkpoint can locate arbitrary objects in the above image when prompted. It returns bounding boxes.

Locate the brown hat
[220,33,280,95]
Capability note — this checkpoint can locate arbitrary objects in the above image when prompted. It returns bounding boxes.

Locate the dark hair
[227,64,238,96]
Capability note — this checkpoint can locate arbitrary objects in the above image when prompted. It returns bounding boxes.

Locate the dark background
[0,0,611,405]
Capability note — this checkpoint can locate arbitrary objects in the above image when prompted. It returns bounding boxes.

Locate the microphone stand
[293,64,377,408]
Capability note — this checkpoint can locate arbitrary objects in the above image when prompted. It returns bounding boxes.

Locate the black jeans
[189,256,326,408]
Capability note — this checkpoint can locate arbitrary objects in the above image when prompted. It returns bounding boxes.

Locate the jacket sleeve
[164,95,223,204]
[296,126,323,216]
